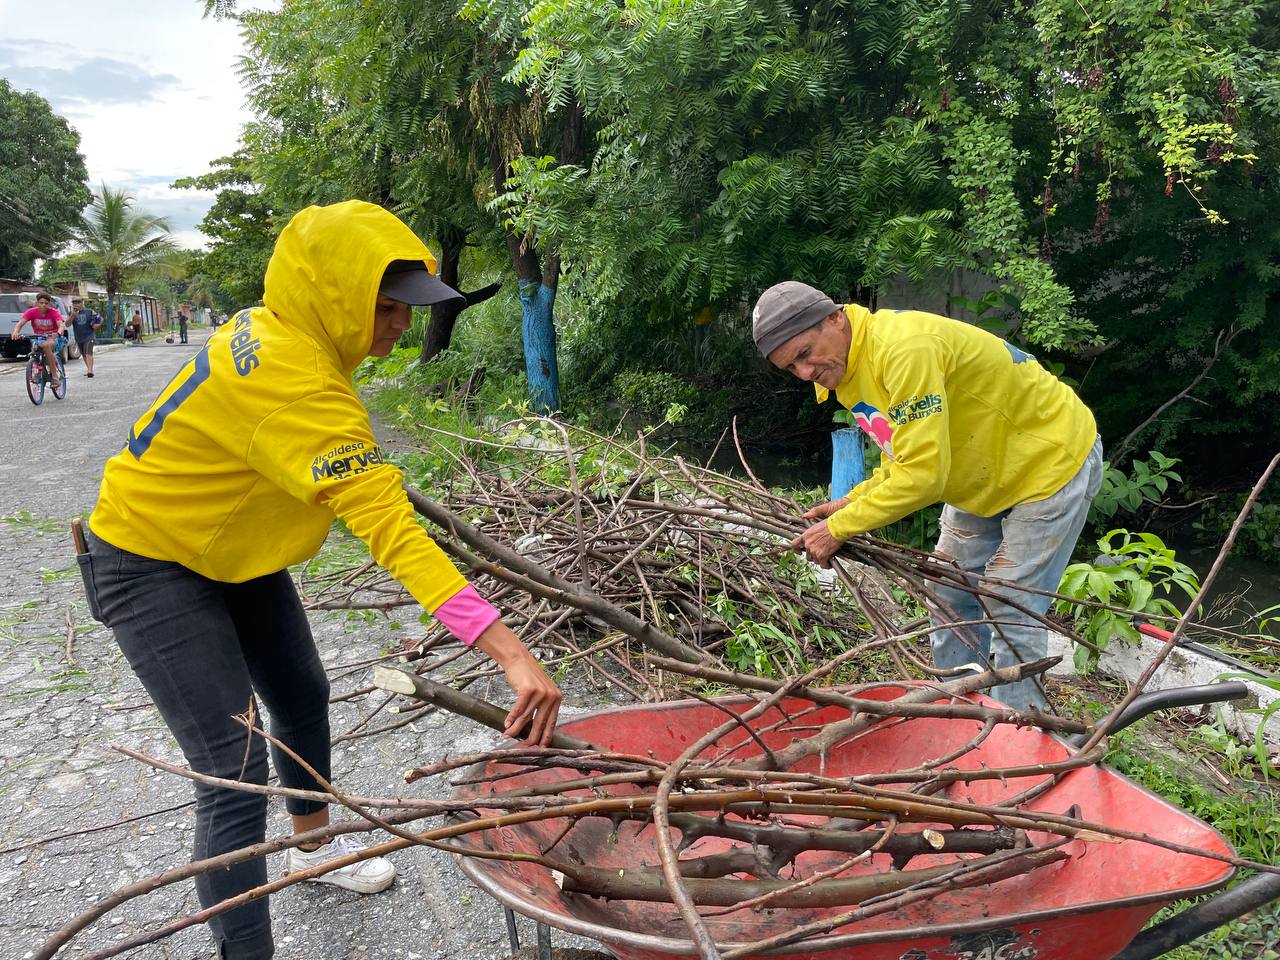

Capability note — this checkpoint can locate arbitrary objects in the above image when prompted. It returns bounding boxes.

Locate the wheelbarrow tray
[451,688,1235,960]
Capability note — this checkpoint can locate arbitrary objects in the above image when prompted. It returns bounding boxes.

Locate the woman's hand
[802,496,850,521]
[474,621,563,745]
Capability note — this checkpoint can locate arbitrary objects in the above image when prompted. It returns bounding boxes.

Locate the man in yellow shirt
[754,281,1102,711]
[79,201,561,960]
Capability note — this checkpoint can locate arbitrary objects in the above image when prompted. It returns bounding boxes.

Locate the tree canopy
[199,0,1280,464]
[496,0,1274,347]
[0,79,91,280]
[174,150,277,308]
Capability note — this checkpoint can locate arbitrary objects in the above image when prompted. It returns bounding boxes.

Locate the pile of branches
[301,417,1114,701]
[34,421,1279,960]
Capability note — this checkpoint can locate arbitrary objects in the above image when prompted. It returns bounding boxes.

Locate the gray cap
[752,281,839,357]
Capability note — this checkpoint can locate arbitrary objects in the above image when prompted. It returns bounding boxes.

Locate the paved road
[0,335,203,513]
[0,331,605,960]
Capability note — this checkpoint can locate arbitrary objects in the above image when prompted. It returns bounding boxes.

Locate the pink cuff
[433,584,501,646]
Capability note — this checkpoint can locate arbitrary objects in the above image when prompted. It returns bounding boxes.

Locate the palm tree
[75,185,177,334]
[183,273,218,311]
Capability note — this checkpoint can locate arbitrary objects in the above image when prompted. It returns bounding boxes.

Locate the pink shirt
[22,306,63,339]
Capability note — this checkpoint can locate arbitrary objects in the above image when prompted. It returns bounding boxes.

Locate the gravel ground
[0,331,611,960]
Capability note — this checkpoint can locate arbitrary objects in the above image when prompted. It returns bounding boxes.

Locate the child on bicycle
[12,293,65,391]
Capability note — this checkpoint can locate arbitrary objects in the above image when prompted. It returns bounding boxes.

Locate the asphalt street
[0,329,608,960]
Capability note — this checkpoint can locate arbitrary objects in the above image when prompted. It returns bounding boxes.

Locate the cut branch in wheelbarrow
[559,848,1046,907]
[718,842,1075,960]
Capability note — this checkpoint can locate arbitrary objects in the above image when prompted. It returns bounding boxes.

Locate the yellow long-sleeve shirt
[90,201,467,613]
[820,304,1097,541]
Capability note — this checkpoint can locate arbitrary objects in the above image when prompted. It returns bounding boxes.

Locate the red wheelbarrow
[450,680,1273,960]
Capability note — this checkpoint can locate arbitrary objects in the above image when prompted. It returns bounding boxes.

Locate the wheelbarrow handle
[1066,682,1250,748]
[1113,870,1280,959]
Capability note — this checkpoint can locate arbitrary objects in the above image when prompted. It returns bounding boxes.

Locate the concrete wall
[1047,632,1280,753]
[877,267,1002,322]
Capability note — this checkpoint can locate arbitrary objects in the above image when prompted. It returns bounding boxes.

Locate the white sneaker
[284,834,396,894]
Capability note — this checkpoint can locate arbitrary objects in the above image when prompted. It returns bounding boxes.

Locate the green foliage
[707,561,853,679]
[1195,493,1280,564]
[194,0,1280,462]
[1108,726,1280,866]
[1106,722,1280,960]
[1055,529,1200,670]
[173,151,278,309]
[1215,663,1280,780]
[495,0,1272,353]
[879,504,942,553]
[37,252,102,288]
[1090,452,1184,527]
[0,511,64,536]
[613,370,697,418]
[0,79,91,279]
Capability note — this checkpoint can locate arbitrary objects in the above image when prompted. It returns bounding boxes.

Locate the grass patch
[39,564,76,583]
[1,510,64,536]
[1106,724,1280,958]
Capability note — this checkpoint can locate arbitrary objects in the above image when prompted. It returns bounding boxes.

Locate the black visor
[379,259,465,306]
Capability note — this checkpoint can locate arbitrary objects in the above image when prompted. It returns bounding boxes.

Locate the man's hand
[474,621,563,746]
[789,519,844,568]
[802,496,850,521]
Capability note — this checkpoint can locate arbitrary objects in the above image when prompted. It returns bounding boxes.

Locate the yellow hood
[263,200,438,372]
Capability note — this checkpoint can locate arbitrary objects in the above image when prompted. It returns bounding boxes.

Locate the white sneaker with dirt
[284,834,396,893]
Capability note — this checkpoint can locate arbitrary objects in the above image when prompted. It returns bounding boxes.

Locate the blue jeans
[928,438,1103,711]
[80,526,331,960]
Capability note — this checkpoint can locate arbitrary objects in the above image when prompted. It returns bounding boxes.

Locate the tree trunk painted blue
[518,279,560,414]
[831,427,865,500]
[104,299,115,338]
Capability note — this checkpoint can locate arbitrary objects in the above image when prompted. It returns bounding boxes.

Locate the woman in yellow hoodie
[79,201,561,960]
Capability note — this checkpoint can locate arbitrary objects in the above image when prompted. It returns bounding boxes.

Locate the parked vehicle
[1,292,73,361]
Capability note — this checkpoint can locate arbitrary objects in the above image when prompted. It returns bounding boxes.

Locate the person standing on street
[69,297,104,377]
[178,304,190,344]
[753,281,1101,712]
[77,200,563,960]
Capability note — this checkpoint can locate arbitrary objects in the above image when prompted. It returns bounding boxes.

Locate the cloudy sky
[0,0,265,249]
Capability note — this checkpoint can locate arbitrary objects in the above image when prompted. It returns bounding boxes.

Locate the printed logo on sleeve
[888,393,943,426]
[851,401,896,461]
[1002,340,1036,365]
[311,441,385,481]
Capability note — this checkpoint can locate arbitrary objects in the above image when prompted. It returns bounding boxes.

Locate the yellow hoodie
[819,304,1097,541]
[90,201,467,613]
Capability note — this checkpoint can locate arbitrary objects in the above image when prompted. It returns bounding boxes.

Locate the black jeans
[81,526,331,960]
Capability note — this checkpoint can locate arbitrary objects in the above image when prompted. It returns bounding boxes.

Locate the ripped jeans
[928,438,1103,711]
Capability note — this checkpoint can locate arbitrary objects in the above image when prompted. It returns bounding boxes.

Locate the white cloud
[0,0,266,250]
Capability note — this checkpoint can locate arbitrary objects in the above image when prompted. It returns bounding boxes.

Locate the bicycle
[26,335,67,406]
